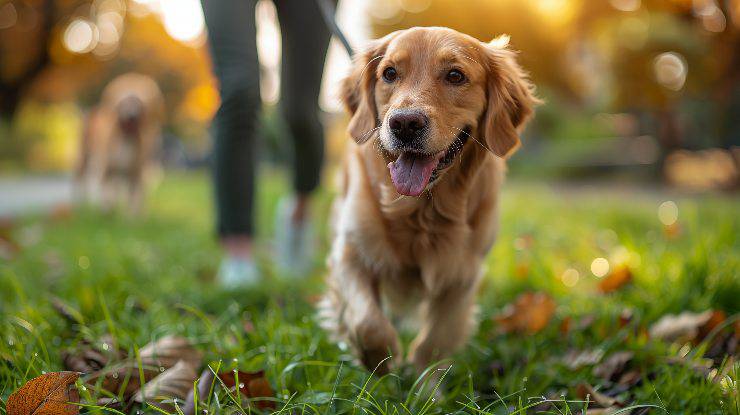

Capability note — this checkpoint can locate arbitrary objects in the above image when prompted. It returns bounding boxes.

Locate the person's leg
[275,0,333,222]
[201,0,261,261]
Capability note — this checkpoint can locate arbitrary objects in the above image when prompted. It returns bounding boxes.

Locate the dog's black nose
[389,110,428,143]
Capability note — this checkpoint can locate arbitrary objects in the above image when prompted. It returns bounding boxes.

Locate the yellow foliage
[14,102,82,171]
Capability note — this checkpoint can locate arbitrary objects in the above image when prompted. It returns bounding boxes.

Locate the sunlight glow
[159,0,205,44]
[591,258,610,278]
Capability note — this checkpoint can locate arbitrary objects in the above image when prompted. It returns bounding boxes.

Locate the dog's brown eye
[382,67,398,83]
[446,69,465,84]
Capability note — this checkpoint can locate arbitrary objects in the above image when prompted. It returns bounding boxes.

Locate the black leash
[314,0,355,58]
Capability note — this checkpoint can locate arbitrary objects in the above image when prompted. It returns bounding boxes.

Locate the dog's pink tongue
[388,152,440,196]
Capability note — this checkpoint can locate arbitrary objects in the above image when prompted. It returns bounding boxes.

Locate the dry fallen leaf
[83,335,200,400]
[562,348,604,370]
[598,265,632,293]
[7,371,81,415]
[62,334,122,374]
[182,368,276,413]
[586,408,621,415]
[0,219,20,261]
[139,335,202,369]
[49,204,74,222]
[593,351,634,381]
[182,369,216,415]
[50,297,85,328]
[576,382,624,409]
[219,369,276,410]
[494,292,556,334]
[649,310,717,343]
[133,360,199,411]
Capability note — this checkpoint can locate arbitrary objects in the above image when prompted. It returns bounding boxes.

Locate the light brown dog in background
[320,27,539,374]
[76,73,164,215]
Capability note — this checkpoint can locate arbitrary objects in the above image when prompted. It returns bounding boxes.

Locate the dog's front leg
[326,244,400,374]
[408,276,480,372]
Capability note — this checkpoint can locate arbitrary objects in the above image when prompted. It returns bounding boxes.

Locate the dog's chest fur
[340,146,492,296]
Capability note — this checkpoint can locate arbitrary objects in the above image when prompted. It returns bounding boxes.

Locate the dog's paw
[355,318,400,375]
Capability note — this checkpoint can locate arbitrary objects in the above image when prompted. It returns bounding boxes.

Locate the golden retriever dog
[320,27,539,374]
[76,73,164,214]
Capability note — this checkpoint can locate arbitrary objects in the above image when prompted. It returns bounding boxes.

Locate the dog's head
[116,95,145,136]
[341,27,539,196]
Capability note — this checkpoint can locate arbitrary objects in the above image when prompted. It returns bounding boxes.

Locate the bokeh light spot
[591,257,610,278]
[658,201,678,226]
[63,19,98,54]
[654,52,687,91]
[160,0,205,44]
[609,0,640,12]
[561,268,580,287]
[399,0,432,13]
[0,2,18,29]
[78,256,90,270]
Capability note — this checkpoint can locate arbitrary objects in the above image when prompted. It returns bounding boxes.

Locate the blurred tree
[0,0,56,120]
[369,0,740,151]
[0,0,218,171]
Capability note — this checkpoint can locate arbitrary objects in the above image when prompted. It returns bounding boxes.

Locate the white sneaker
[274,197,315,277]
[217,256,259,288]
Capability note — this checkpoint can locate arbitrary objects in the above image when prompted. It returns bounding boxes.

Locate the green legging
[201,0,332,237]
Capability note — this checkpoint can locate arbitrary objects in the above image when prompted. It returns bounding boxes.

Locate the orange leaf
[218,369,275,410]
[598,265,632,293]
[7,371,80,415]
[494,292,556,334]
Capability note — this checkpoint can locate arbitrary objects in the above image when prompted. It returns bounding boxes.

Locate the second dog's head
[341,27,539,196]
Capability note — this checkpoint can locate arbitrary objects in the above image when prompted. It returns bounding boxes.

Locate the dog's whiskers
[355,55,385,89]
[450,126,495,156]
[360,126,381,142]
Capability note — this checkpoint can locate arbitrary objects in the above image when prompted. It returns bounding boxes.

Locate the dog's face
[341,27,538,196]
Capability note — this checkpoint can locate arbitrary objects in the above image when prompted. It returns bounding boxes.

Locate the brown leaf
[494,292,556,334]
[50,297,85,328]
[562,348,604,370]
[132,360,199,411]
[598,265,632,293]
[83,335,201,401]
[559,316,572,335]
[7,371,81,415]
[617,370,642,388]
[586,408,621,415]
[182,369,216,415]
[0,219,20,260]
[649,310,715,343]
[49,204,74,222]
[139,335,202,370]
[218,369,276,410]
[576,383,624,408]
[665,355,714,377]
[86,361,159,400]
[62,334,123,374]
[593,351,634,381]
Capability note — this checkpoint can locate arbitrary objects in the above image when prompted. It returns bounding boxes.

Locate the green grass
[1,170,738,414]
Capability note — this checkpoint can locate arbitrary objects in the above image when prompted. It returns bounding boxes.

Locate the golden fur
[320,27,539,373]
[76,73,164,215]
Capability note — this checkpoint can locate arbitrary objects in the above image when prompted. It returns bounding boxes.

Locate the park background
[0,0,739,414]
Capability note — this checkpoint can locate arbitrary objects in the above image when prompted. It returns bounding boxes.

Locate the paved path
[0,176,73,217]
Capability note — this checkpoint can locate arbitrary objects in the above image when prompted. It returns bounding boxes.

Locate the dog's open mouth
[387,127,470,196]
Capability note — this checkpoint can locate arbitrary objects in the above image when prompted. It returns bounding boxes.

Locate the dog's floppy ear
[481,36,540,158]
[340,32,398,143]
